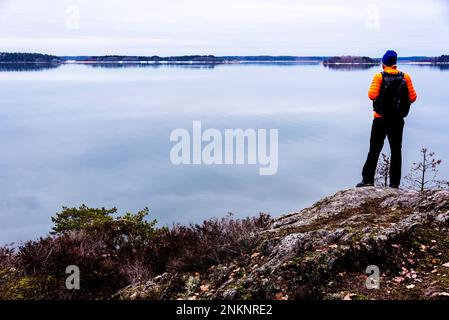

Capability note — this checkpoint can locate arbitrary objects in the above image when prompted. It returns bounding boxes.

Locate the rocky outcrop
[116,188,449,300]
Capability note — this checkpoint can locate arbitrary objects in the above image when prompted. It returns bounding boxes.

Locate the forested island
[436,55,449,63]
[0,52,61,63]
[223,56,326,62]
[61,55,325,64]
[323,56,379,64]
[398,55,449,63]
[62,55,226,64]
[0,53,226,64]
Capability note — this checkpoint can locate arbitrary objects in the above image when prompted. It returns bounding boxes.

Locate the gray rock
[254,188,449,281]
[222,289,238,300]
[115,187,449,300]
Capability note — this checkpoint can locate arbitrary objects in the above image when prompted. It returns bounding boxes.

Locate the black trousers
[362,117,405,186]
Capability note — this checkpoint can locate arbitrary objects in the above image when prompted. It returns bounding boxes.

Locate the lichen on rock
[116,188,449,300]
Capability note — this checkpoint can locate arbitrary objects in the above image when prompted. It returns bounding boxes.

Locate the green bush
[0,207,271,299]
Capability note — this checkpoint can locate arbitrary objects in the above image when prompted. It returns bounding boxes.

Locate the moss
[234,269,245,279]
[351,293,370,300]
[184,274,200,296]
[290,256,303,265]
[4,275,59,300]
[0,267,14,280]
[238,286,253,300]
[321,223,449,300]
[275,198,395,237]
[351,232,365,243]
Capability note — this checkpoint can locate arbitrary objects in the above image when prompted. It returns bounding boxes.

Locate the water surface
[0,62,448,244]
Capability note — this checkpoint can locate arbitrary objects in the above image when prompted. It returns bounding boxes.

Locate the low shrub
[0,207,271,300]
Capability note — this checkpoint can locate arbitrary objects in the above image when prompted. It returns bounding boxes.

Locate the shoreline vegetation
[1,188,449,300]
[1,52,449,66]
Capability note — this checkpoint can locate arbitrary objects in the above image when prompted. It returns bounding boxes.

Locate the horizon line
[1,52,447,59]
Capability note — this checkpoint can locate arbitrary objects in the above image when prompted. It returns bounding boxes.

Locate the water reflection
[70,62,321,69]
[411,63,449,71]
[0,62,448,244]
[235,62,321,67]
[86,63,219,69]
[1,62,446,72]
[0,63,61,72]
[323,63,449,72]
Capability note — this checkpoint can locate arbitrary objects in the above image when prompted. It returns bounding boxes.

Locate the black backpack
[373,72,411,118]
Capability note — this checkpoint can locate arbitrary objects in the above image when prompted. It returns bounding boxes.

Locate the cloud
[0,0,448,55]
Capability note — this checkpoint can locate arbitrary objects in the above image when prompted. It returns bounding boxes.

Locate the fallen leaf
[406,284,415,289]
[207,265,216,272]
[251,252,260,259]
[431,292,449,298]
[442,262,449,268]
[274,292,284,300]
[393,276,404,284]
[343,293,353,300]
[200,284,209,292]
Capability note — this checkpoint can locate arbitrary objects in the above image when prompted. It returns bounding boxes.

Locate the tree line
[0,52,61,63]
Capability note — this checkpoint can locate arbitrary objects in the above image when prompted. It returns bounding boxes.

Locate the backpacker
[373,71,411,118]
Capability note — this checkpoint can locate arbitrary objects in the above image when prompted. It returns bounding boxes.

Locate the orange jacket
[368,66,417,118]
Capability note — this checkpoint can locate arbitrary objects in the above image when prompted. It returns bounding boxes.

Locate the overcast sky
[0,0,448,56]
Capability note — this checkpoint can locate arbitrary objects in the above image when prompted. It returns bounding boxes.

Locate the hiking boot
[389,184,400,189]
[356,181,374,188]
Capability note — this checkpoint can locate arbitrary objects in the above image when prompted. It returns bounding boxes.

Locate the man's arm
[404,73,417,103]
[368,73,383,100]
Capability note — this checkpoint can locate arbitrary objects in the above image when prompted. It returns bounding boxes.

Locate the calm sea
[0,62,448,244]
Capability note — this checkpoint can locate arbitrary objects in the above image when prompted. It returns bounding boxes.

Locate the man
[357,50,417,188]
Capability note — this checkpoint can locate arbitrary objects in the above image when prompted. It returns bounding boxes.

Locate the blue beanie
[382,50,398,66]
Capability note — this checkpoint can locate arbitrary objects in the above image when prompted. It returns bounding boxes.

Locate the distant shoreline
[1,52,448,66]
[1,61,448,65]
